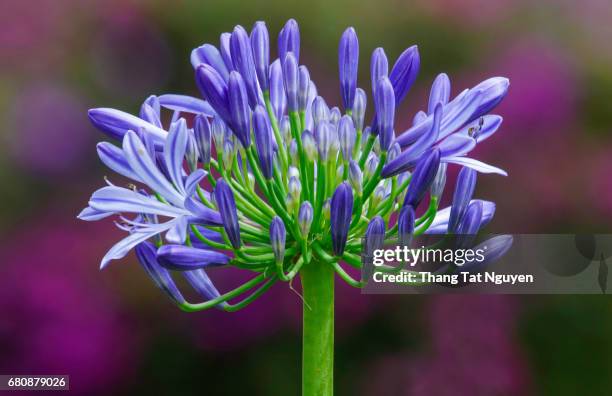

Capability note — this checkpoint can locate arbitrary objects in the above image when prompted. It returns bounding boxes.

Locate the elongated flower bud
[387,142,401,162]
[302,130,317,161]
[298,65,311,112]
[339,27,359,111]
[348,160,363,195]
[194,115,212,166]
[365,216,385,257]
[315,121,333,162]
[270,216,286,264]
[253,105,274,178]
[196,64,231,125]
[471,77,510,120]
[214,178,241,249]
[456,200,483,249]
[397,205,415,247]
[222,139,235,169]
[330,182,353,255]
[280,115,291,143]
[365,153,379,180]
[298,201,313,237]
[403,148,440,208]
[330,107,341,128]
[312,96,330,127]
[278,18,300,64]
[352,88,367,132]
[186,129,199,172]
[157,245,229,270]
[289,140,298,164]
[283,53,299,112]
[338,115,356,161]
[140,95,162,127]
[228,71,252,147]
[374,76,395,151]
[289,176,301,200]
[211,117,227,150]
[389,45,420,104]
[183,269,224,306]
[135,242,185,305]
[372,185,385,208]
[370,47,389,96]
[269,59,286,121]
[191,43,229,79]
[448,167,477,233]
[230,25,261,108]
[251,21,270,92]
[428,73,451,114]
[219,32,233,70]
[430,162,447,198]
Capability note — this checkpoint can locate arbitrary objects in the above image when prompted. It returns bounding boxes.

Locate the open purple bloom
[331,182,353,256]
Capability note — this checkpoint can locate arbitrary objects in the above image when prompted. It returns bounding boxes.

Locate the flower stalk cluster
[80,19,509,313]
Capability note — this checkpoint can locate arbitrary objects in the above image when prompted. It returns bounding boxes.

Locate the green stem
[301,260,334,396]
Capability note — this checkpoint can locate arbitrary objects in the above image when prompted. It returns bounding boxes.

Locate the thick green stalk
[301,261,334,396]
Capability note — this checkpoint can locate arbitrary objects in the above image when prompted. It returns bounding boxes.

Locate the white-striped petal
[158,94,216,116]
[426,199,496,234]
[442,156,508,176]
[77,206,115,221]
[164,119,189,195]
[89,186,189,217]
[97,142,143,183]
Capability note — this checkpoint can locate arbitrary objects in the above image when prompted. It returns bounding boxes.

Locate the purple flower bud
[338,115,356,161]
[364,216,385,256]
[270,216,286,264]
[352,88,367,131]
[312,96,330,127]
[194,115,212,166]
[397,205,415,247]
[389,45,420,104]
[448,167,477,233]
[183,269,224,306]
[230,25,261,108]
[135,242,185,305]
[140,95,162,128]
[214,178,241,249]
[365,153,379,180]
[269,59,287,121]
[289,175,301,200]
[289,139,298,164]
[370,47,389,96]
[228,71,252,147]
[186,129,199,172]
[329,107,341,128]
[462,235,513,273]
[251,21,270,92]
[374,76,395,151]
[278,19,300,64]
[330,182,353,256]
[219,33,234,71]
[403,148,440,208]
[157,245,230,270]
[430,162,447,198]
[88,108,166,145]
[348,160,363,195]
[338,27,359,110]
[253,105,274,179]
[428,73,451,114]
[221,140,234,169]
[283,52,299,112]
[456,200,483,249]
[191,44,230,80]
[298,201,314,236]
[298,65,311,112]
[280,115,291,143]
[471,77,509,119]
[302,129,317,161]
[211,116,227,149]
[196,64,231,125]
[387,142,401,162]
[315,121,333,161]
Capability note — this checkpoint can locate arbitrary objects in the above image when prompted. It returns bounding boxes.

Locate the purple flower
[427,200,496,234]
[214,178,241,249]
[389,45,420,105]
[312,96,330,126]
[331,182,353,255]
[370,48,389,96]
[196,64,231,125]
[398,205,415,247]
[230,25,262,108]
[219,32,233,70]
[270,216,286,264]
[338,27,359,111]
[136,241,185,304]
[88,107,167,146]
[364,216,385,256]
[449,167,478,233]
[403,148,441,209]
[456,200,484,248]
[283,52,299,112]
[374,76,395,151]
[194,114,212,166]
[298,201,314,237]
[352,88,367,131]
[253,104,274,179]
[338,115,356,161]
[315,121,334,161]
[278,18,300,64]
[190,43,230,80]
[157,244,230,270]
[428,73,451,114]
[251,21,270,92]
[228,71,252,147]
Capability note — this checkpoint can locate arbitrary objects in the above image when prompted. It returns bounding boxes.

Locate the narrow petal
[157,244,230,270]
[88,108,167,146]
[190,44,229,80]
[438,135,476,158]
[426,200,496,234]
[135,241,186,304]
[96,142,143,183]
[101,228,161,269]
[442,156,508,176]
[77,206,115,221]
[157,94,216,116]
[89,186,189,217]
[184,169,207,200]
[164,119,189,195]
[183,269,225,305]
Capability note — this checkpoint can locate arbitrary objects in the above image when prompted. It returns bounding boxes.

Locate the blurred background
[1,0,612,394]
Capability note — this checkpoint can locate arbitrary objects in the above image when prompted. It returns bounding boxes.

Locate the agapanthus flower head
[81,18,509,311]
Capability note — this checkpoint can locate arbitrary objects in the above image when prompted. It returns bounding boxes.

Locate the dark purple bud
[191,44,229,80]
[270,216,286,264]
[135,242,185,305]
[338,27,359,111]
[374,76,395,151]
[219,33,234,71]
[253,105,274,178]
[228,71,252,147]
[456,200,484,248]
[196,64,231,125]
[269,59,286,121]
[183,269,224,307]
[330,182,354,256]
[298,201,314,236]
[397,205,415,247]
[448,167,477,233]
[403,148,441,208]
[352,88,367,131]
[338,115,356,161]
[389,45,420,104]
[194,115,212,166]
[278,19,300,64]
[214,178,241,249]
[364,216,385,256]
[462,235,513,273]
[370,47,389,96]
[251,21,270,92]
[298,65,311,112]
[157,245,229,270]
[428,73,450,114]
[230,25,261,107]
[283,52,299,112]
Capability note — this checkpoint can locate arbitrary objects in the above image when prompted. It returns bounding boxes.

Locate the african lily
[80,18,510,396]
